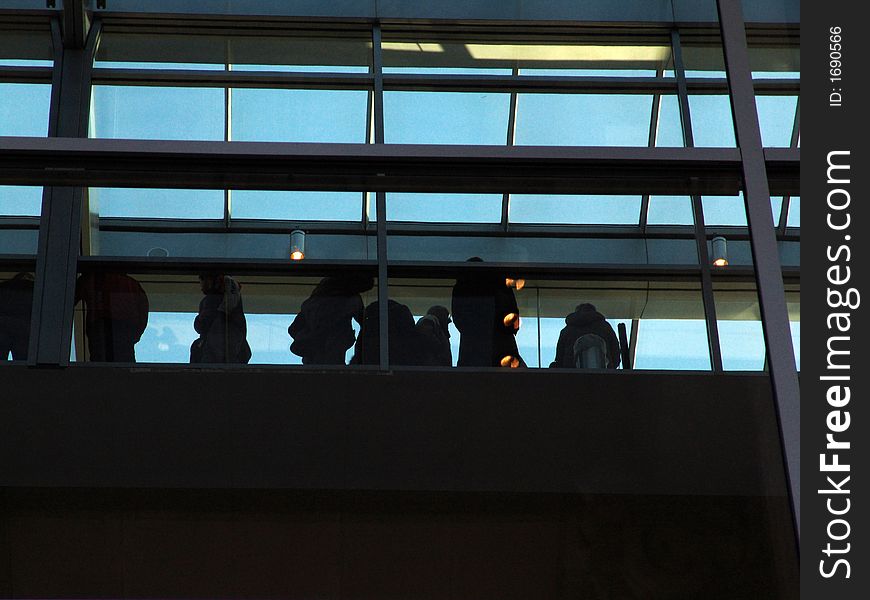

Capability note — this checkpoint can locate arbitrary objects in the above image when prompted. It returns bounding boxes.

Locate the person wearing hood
[550,303,620,369]
[415,305,453,367]
[451,257,524,368]
[288,275,372,365]
[350,299,419,366]
[191,273,252,364]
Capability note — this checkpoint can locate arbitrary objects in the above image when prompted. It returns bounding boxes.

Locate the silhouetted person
[550,303,620,369]
[191,273,251,364]
[415,305,452,367]
[0,272,35,361]
[451,258,523,368]
[350,299,419,366]
[288,275,373,365]
[75,272,149,363]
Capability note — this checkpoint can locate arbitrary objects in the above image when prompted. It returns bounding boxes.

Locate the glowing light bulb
[500,355,520,368]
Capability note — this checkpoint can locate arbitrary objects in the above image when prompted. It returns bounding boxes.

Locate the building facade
[1,0,799,597]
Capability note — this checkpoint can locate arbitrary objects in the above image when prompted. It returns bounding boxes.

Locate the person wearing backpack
[549,303,620,369]
[288,275,372,365]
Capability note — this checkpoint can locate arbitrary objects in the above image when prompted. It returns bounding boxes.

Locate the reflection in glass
[384,91,509,144]
[702,193,745,227]
[655,95,685,147]
[786,196,800,227]
[715,283,766,371]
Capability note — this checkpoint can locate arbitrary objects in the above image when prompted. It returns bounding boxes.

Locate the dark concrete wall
[1,368,788,496]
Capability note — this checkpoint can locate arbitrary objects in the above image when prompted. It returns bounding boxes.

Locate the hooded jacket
[550,304,620,369]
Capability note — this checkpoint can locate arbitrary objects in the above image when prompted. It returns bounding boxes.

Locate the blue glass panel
[0,59,52,67]
[655,95,684,147]
[93,188,224,219]
[91,85,224,140]
[787,196,800,227]
[634,320,711,370]
[791,321,800,371]
[0,186,42,217]
[388,193,502,223]
[385,91,509,145]
[231,88,368,143]
[0,83,51,136]
[510,195,642,225]
[515,94,652,146]
[770,197,783,224]
[718,320,765,371]
[233,64,368,73]
[702,193,745,227]
[94,61,225,70]
[752,71,799,79]
[688,95,736,147]
[756,95,797,147]
[647,196,693,226]
[231,190,362,221]
[136,312,198,363]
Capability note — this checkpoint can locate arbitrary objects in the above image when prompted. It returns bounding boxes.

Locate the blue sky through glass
[93,188,224,219]
[756,95,797,147]
[92,85,224,140]
[515,94,652,146]
[510,195,642,225]
[385,91,509,144]
[0,83,50,136]
[388,193,502,223]
[634,319,711,370]
[688,95,736,146]
[231,191,363,221]
[0,186,42,217]
[231,88,368,143]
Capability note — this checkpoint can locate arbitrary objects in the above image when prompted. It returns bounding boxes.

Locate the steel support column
[717,0,801,547]
[372,24,389,368]
[29,14,98,365]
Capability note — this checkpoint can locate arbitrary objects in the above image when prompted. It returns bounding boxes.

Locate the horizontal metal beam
[92,69,374,90]
[0,136,792,195]
[0,66,54,83]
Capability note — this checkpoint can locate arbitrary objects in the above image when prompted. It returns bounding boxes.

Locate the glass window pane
[655,95,684,147]
[388,193,502,223]
[702,193,745,227]
[383,33,671,77]
[96,32,372,73]
[231,88,368,143]
[647,196,693,226]
[231,191,363,221]
[787,196,800,227]
[0,30,53,66]
[510,195,642,225]
[634,320,711,370]
[715,283,766,371]
[756,95,797,147]
[679,32,727,78]
[92,188,224,220]
[770,197,783,224]
[0,270,35,362]
[688,95,735,147]
[0,186,42,217]
[515,94,653,146]
[91,85,224,140]
[748,42,799,79]
[385,91,509,145]
[0,83,51,136]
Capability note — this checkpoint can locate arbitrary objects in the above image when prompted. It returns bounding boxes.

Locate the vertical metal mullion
[500,65,519,232]
[224,64,232,228]
[363,89,373,227]
[672,29,724,373]
[717,0,801,547]
[640,66,663,233]
[30,16,100,366]
[372,23,389,369]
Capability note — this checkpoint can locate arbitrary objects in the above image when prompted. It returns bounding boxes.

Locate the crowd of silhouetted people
[1,261,622,369]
